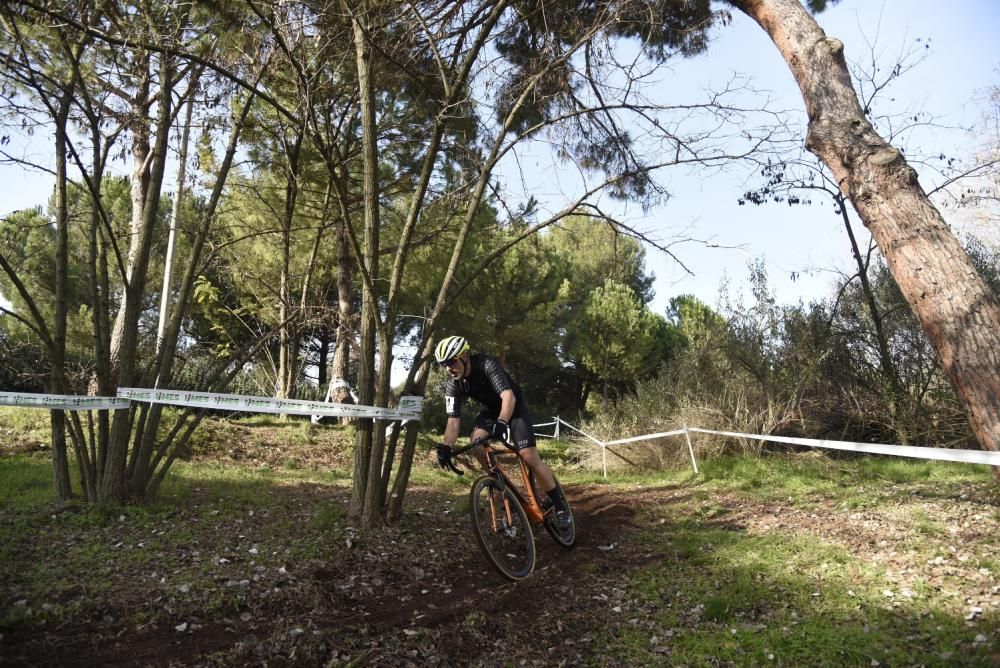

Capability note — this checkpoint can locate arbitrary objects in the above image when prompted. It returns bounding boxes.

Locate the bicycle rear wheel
[470,475,536,581]
[529,473,576,548]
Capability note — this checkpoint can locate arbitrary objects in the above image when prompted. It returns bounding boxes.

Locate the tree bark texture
[102,50,174,501]
[348,3,381,522]
[155,81,197,366]
[49,83,74,502]
[332,212,354,411]
[733,0,1000,467]
[838,196,910,443]
[277,131,303,401]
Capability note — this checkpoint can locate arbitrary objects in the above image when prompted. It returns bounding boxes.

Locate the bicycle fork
[487,473,518,536]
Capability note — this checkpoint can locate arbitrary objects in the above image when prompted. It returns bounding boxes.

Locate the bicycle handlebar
[441,432,515,475]
[445,457,464,475]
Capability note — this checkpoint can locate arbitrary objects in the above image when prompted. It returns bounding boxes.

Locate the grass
[0,461,352,632]
[0,453,56,508]
[595,501,996,667]
[1,409,997,665]
[543,450,994,663]
[0,406,51,452]
[543,448,998,666]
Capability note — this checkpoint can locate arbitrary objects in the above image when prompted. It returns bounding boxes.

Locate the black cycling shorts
[473,410,536,451]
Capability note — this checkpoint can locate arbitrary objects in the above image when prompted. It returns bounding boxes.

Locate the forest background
[1,0,999,527]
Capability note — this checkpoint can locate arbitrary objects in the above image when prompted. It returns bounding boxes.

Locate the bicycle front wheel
[469,475,536,581]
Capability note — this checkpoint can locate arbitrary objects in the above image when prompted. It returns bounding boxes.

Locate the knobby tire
[469,475,536,581]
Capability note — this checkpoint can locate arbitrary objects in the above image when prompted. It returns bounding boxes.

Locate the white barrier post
[602,443,608,479]
[683,425,699,474]
[554,416,560,440]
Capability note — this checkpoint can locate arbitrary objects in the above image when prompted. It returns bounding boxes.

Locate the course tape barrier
[602,428,687,446]
[687,427,1000,467]
[118,388,422,420]
[555,419,605,446]
[552,416,1000,471]
[0,391,131,411]
[0,389,422,421]
[5,394,997,467]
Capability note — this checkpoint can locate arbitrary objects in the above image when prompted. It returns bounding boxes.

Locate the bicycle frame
[450,435,548,524]
[483,445,546,524]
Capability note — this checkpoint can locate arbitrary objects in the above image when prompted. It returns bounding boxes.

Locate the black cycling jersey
[443,353,527,419]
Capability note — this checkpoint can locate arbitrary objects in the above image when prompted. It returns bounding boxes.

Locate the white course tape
[687,427,1000,466]
[118,388,422,420]
[0,391,131,411]
[556,418,606,447]
[602,428,688,447]
[556,417,999,473]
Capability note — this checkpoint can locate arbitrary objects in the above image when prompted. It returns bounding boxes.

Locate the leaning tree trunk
[837,194,910,443]
[733,0,1000,474]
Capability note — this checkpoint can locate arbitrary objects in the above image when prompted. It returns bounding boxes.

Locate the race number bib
[446,396,455,414]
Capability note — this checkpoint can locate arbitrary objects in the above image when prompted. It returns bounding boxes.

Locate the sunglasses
[440,357,461,368]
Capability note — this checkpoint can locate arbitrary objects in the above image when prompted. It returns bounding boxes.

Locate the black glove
[436,443,452,469]
[491,419,510,444]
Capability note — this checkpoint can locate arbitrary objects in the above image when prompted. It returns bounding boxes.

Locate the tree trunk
[497,324,508,366]
[387,369,431,522]
[131,88,257,501]
[838,195,909,443]
[86,114,111,503]
[348,3,381,522]
[317,331,330,388]
[50,83,74,502]
[82,145,109,502]
[102,48,174,502]
[289,182,332,396]
[365,328,392,526]
[332,213,354,411]
[734,0,1000,473]
[277,131,304,400]
[155,78,197,369]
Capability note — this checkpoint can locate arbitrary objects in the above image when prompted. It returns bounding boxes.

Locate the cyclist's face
[444,354,466,379]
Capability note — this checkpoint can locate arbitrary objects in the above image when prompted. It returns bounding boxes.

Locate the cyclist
[433,335,571,529]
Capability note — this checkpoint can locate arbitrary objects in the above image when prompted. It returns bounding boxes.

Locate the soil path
[6,484,656,667]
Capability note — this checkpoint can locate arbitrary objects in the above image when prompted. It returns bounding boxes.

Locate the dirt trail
[5,484,652,667]
[9,478,996,667]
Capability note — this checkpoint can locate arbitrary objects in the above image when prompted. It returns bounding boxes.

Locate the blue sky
[2,0,998,319]
[636,0,999,314]
[494,0,1000,317]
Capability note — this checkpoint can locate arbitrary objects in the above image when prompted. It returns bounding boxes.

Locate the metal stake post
[683,425,699,474]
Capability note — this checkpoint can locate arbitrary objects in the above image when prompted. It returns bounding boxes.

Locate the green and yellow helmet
[434,335,470,364]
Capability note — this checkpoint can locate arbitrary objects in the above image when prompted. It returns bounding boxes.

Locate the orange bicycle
[444,433,575,580]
